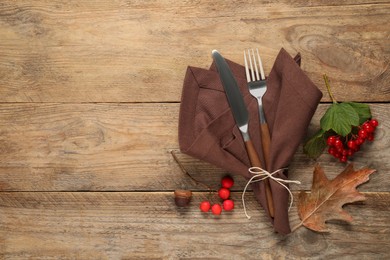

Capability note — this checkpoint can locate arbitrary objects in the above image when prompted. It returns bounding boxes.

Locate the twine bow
[242,167,301,219]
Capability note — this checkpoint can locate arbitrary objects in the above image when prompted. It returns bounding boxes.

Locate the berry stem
[323,74,337,104]
[170,150,215,192]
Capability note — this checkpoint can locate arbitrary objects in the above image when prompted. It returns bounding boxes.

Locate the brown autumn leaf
[296,163,375,232]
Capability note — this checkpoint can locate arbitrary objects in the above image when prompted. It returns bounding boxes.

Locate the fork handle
[259,122,274,217]
[244,139,275,218]
[260,123,271,170]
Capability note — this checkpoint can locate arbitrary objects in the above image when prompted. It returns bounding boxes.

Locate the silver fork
[244,49,267,124]
[244,49,271,168]
[244,49,274,217]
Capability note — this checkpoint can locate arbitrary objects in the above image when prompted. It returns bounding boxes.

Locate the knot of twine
[242,167,301,219]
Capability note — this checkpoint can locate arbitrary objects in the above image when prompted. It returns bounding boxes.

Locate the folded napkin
[178,48,323,234]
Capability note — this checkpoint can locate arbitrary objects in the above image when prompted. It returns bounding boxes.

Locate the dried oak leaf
[297,163,375,232]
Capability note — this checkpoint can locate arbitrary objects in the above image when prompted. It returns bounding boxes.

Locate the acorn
[174,189,192,207]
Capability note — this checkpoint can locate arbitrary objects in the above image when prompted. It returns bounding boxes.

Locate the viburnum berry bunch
[200,176,235,215]
[304,75,379,162]
[326,119,378,162]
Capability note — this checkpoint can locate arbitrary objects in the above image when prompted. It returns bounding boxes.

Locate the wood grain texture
[0,192,389,259]
[0,1,389,102]
[0,103,388,192]
[0,1,389,258]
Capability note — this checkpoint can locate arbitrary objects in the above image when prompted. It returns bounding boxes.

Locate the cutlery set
[212,49,275,217]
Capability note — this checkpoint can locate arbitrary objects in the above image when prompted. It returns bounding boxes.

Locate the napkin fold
[178,48,323,234]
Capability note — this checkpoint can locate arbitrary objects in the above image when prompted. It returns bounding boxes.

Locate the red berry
[199,201,211,212]
[334,152,342,158]
[347,149,354,156]
[211,204,222,215]
[334,139,343,148]
[340,155,348,163]
[336,146,344,154]
[328,147,336,155]
[342,149,348,156]
[370,119,379,127]
[221,176,234,189]
[363,123,375,133]
[356,138,364,145]
[358,129,368,139]
[367,133,374,141]
[218,188,230,200]
[347,140,357,149]
[223,199,234,211]
[327,136,337,146]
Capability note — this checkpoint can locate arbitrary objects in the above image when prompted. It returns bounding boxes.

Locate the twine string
[242,167,301,219]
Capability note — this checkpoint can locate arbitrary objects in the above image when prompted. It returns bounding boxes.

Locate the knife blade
[211,50,274,218]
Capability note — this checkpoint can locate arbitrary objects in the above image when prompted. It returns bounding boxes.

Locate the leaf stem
[323,74,337,104]
[291,222,303,232]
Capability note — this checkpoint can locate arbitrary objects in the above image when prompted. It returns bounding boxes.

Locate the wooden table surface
[1,1,389,259]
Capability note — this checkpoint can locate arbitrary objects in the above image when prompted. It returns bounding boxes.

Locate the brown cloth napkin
[178,48,323,234]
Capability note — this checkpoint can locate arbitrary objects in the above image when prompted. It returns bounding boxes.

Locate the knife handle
[244,139,275,218]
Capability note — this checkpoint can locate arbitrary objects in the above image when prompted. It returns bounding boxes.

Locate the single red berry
[211,204,222,215]
[223,199,234,211]
[340,155,348,163]
[342,149,348,156]
[347,140,356,149]
[367,133,375,141]
[328,147,336,155]
[336,146,344,154]
[221,176,234,189]
[370,119,379,127]
[327,136,337,146]
[347,149,354,156]
[334,139,343,148]
[358,129,368,139]
[199,201,211,212]
[218,188,230,200]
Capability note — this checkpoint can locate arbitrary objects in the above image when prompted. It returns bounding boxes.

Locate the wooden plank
[0,191,389,259]
[0,103,388,192]
[0,1,389,102]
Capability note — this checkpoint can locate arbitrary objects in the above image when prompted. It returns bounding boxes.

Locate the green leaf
[320,103,359,136]
[303,129,327,159]
[346,102,371,124]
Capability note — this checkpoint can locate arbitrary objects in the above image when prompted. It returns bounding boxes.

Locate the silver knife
[211,50,274,217]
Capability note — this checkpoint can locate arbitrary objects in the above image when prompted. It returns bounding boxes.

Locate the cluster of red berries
[199,176,235,215]
[327,119,379,162]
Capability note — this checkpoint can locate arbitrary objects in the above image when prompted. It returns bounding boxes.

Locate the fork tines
[244,49,265,82]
